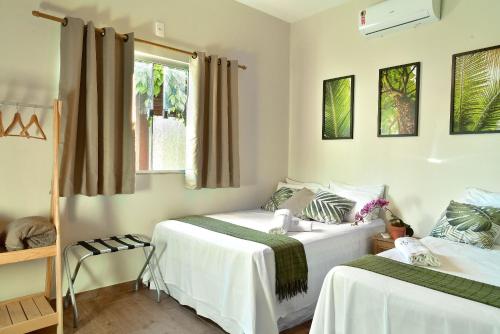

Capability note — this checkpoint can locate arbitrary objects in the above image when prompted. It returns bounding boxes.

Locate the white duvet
[145,209,385,334]
[310,236,500,334]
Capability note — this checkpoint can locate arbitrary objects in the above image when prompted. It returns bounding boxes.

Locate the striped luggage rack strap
[76,234,151,255]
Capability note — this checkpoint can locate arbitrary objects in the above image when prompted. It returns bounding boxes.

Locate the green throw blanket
[344,255,500,308]
[177,216,308,301]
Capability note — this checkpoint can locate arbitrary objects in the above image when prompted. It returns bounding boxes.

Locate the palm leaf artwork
[302,190,355,224]
[446,201,500,232]
[323,76,353,139]
[452,45,500,133]
[378,63,419,136]
[261,187,298,212]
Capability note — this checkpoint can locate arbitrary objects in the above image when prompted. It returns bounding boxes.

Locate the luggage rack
[63,234,161,327]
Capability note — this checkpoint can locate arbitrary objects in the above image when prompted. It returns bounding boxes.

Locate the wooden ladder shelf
[0,100,63,334]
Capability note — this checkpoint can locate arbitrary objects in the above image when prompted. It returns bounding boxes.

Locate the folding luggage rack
[63,234,162,327]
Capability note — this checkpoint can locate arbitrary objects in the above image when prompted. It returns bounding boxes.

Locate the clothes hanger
[21,109,47,140]
[0,110,4,137]
[4,104,28,138]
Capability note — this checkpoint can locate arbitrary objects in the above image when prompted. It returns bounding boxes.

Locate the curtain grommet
[192,52,198,59]
[62,18,68,27]
[100,28,106,36]
[123,34,129,42]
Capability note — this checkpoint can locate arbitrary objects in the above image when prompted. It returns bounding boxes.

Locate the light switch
[155,22,165,38]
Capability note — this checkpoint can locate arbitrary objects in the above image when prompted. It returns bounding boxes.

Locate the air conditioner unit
[359,0,441,37]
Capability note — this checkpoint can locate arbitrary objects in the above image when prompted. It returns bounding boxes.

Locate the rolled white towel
[268,209,292,234]
[288,218,313,232]
[395,237,441,267]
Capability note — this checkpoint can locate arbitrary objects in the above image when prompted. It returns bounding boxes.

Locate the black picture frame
[322,75,355,140]
[377,62,420,137]
[450,44,500,135]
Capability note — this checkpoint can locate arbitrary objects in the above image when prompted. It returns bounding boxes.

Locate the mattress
[146,209,385,334]
[310,236,500,334]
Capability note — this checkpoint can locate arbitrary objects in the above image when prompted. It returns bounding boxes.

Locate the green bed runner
[344,255,500,308]
[177,216,308,301]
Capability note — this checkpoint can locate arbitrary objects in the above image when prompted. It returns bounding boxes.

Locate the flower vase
[388,225,406,240]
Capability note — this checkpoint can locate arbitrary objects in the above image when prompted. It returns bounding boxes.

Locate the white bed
[145,209,385,334]
[310,236,500,334]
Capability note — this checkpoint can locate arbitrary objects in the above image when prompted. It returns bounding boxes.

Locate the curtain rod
[0,100,52,109]
[32,10,247,70]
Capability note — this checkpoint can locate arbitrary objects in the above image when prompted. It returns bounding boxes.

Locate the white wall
[289,0,500,236]
[0,0,289,299]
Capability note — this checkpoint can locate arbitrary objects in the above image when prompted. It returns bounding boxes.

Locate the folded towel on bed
[267,209,293,234]
[289,218,313,232]
[395,237,441,267]
[5,216,56,251]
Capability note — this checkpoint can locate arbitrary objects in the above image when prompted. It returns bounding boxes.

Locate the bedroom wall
[289,0,500,236]
[0,0,289,299]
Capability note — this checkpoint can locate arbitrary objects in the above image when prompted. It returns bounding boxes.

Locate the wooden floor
[31,282,311,334]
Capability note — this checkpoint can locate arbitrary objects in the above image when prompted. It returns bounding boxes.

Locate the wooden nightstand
[372,234,395,254]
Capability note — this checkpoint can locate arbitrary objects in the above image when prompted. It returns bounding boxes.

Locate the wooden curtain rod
[32,10,247,70]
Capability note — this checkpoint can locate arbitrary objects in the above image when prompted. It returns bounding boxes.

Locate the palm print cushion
[430,201,500,249]
[302,190,355,224]
[261,187,299,212]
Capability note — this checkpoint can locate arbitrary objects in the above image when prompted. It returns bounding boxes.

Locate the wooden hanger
[4,112,28,138]
[21,113,47,140]
[0,110,4,137]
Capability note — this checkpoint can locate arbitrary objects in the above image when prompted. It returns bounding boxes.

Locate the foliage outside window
[133,57,189,172]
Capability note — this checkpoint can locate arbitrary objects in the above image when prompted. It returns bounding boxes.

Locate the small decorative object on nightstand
[372,233,396,254]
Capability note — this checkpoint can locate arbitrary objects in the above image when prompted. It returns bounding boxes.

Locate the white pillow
[285,177,323,192]
[328,181,386,222]
[463,187,500,208]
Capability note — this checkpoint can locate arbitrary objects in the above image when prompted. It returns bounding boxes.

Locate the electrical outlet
[155,22,165,38]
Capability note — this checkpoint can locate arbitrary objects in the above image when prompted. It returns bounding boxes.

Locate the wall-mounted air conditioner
[359,0,441,37]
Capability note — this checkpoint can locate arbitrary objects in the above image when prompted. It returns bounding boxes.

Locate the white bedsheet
[310,236,500,334]
[146,209,385,334]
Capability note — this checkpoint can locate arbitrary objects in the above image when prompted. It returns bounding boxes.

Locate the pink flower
[354,198,390,223]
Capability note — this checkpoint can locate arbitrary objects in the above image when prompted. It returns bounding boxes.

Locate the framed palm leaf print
[450,44,500,135]
[378,62,420,137]
[322,75,354,140]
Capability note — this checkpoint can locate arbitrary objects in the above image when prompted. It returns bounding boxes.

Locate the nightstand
[372,234,395,254]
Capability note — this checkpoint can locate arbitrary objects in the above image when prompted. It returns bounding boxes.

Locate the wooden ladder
[0,100,63,334]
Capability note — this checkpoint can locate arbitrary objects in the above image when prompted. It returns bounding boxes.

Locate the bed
[310,236,500,334]
[145,209,385,334]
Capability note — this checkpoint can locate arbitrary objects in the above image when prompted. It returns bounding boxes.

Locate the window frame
[133,52,189,175]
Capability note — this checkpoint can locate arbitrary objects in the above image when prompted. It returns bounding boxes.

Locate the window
[133,54,189,172]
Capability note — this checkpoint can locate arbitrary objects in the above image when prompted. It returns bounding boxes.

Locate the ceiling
[235,0,349,23]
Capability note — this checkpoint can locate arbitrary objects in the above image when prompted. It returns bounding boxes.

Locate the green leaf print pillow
[430,201,500,249]
[261,187,299,212]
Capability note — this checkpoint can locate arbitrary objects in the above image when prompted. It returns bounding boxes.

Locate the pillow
[301,190,355,224]
[278,188,316,216]
[285,177,323,192]
[463,187,500,208]
[462,187,500,245]
[276,181,304,190]
[430,201,500,249]
[5,216,56,251]
[329,181,386,222]
[261,186,299,212]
